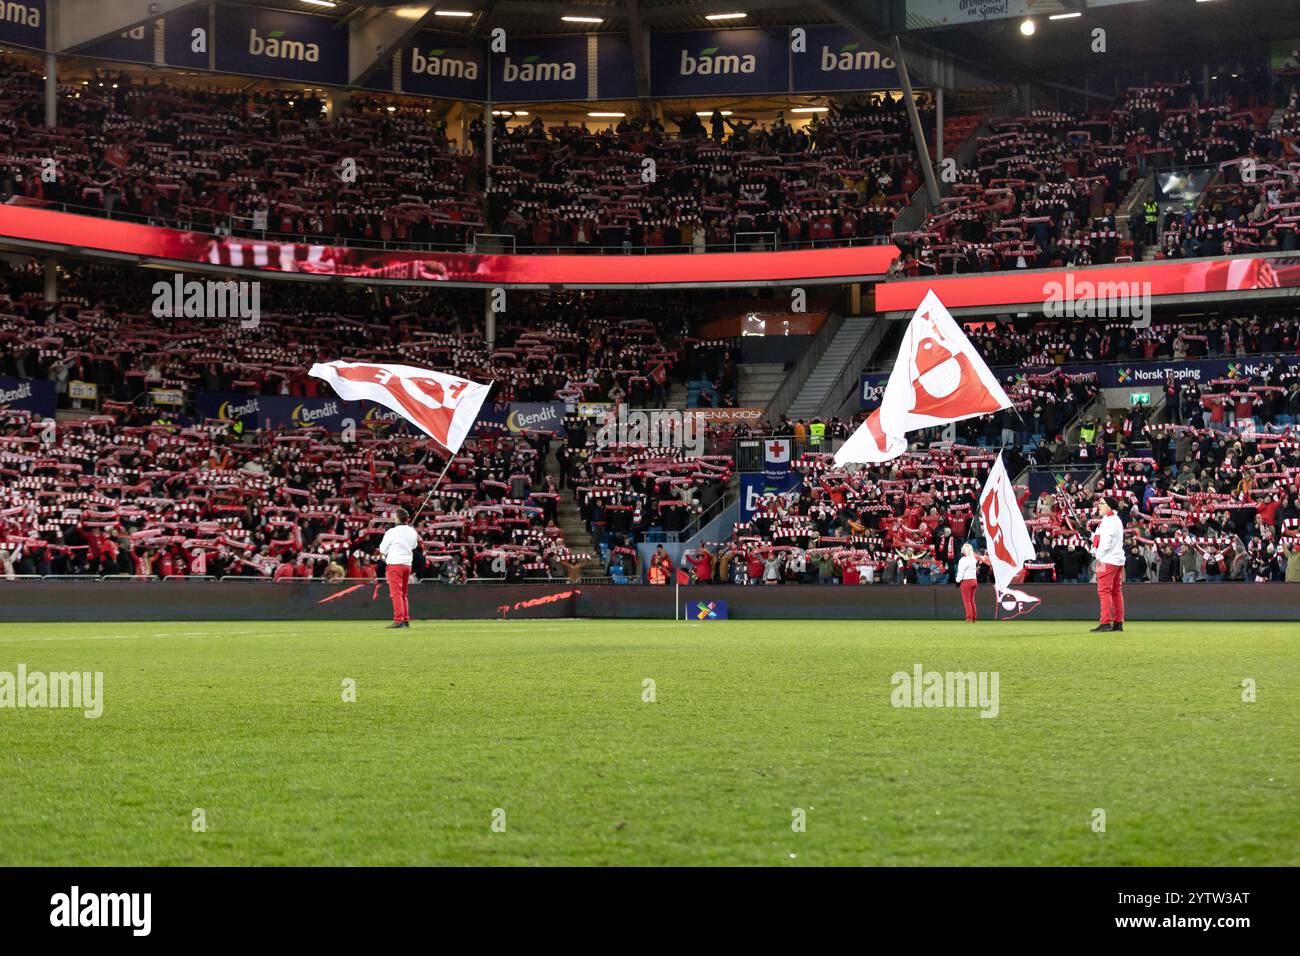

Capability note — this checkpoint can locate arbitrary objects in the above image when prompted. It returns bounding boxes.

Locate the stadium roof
[250,0,837,36]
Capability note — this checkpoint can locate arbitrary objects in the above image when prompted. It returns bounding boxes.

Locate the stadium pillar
[484,101,494,190]
[484,290,495,349]
[43,258,57,302]
[936,87,944,165]
[890,36,939,209]
[44,53,56,128]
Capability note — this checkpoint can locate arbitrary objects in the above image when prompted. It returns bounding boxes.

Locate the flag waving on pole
[835,289,1012,466]
[309,360,491,455]
[977,452,1040,617]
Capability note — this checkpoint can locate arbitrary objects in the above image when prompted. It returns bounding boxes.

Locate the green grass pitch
[0,619,1296,866]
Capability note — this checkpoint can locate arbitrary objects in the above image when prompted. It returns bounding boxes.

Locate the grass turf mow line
[0,620,1295,866]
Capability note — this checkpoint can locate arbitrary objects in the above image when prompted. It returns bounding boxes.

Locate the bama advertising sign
[0,206,898,288]
[475,401,567,436]
[860,354,1300,407]
[741,471,802,522]
[197,392,409,433]
[163,4,210,70]
[400,32,486,101]
[74,18,156,64]
[214,4,347,85]
[0,0,44,50]
[791,25,898,93]
[491,34,588,103]
[650,28,788,97]
[876,257,1300,314]
[0,375,56,416]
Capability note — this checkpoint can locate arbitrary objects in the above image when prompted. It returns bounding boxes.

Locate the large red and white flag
[835,290,1011,465]
[977,452,1036,593]
[308,361,491,455]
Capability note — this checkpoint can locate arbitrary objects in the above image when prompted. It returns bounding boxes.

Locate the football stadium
[0,0,1298,912]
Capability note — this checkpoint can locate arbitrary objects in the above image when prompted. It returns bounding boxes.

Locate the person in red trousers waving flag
[309,360,492,627]
[1090,497,1126,633]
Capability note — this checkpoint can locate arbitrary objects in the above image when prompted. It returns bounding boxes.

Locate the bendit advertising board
[0,375,56,417]
[197,392,410,433]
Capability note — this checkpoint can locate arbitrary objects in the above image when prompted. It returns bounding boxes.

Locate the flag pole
[674,560,680,621]
[412,450,454,524]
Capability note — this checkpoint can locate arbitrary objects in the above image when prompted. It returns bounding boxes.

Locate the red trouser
[386,564,412,623]
[960,579,978,622]
[1096,562,1124,624]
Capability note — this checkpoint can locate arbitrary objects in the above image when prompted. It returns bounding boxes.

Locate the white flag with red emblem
[977,452,1036,592]
[308,360,491,455]
[835,290,1011,465]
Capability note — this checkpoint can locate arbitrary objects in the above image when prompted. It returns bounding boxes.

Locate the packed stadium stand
[2,0,1300,600]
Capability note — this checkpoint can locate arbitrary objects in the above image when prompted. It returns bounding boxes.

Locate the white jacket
[379,524,420,566]
[1091,513,1125,568]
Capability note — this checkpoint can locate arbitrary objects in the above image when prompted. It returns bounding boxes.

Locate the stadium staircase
[737,364,787,409]
[545,446,602,572]
[784,316,877,421]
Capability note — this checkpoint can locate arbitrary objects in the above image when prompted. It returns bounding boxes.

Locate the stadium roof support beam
[638,0,801,19]
[348,3,438,87]
[891,35,939,209]
[54,0,205,53]
[626,0,651,101]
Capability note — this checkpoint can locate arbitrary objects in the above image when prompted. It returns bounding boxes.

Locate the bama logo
[501,54,576,83]
[248,27,320,63]
[409,47,477,79]
[679,46,756,76]
[0,3,39,28]
[291,400,339,427]
[819,43,894,72]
